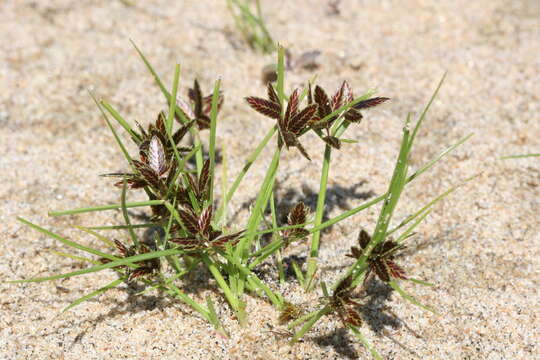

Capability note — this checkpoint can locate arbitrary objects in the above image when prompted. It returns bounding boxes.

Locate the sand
[1,0,539,359]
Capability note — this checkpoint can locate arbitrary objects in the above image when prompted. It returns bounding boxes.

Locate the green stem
[201,254,245,324]
[305,143,331,289]
[289,306,332,344]
[208,79,222,206]
[237,147,281,259]
[216,126,277,223]
[49,200,164,217]
[269,192,285,283]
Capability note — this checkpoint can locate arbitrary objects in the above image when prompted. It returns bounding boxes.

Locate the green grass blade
[309,193,385,234]
[62,278,125,312]
[287,309,321,330]
[131,40,204,174]
[371,114,411,245]
[83,224,153,231]
[166,282,212,322]
[206,296,228,336]
[394,209,431,244]
[408,278,435,287]
[291,261,305,286]
[276,45,285,109]
[407,133,473,183]
[312,133,473,235]
[235,260,283,307]
[289,306,331,344]
[208,79,222,206]
[8,248,183,283]
[49,200,164,216]
[238,148,281,258]
[73,225,115,248]
[389,174,478,239]
[90,92,133,166]
[48,250,100,265]
[165,64,183,169]
[347,326,383,360]
[501,153,540,159]
[100,101,140,142]
[216,126,277,224]
[220,144,229,223]
[389,280,438,314]
[131,40,169,98]
[305,143,332,288]
[120,180,139,246]
[18,217,119,261]
[409,73,446,149]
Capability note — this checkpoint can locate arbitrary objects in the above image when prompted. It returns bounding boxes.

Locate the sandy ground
[1,0,539,359]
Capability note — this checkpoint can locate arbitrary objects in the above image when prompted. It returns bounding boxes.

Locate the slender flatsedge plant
[9,42,472,358]
[284,75,475,358]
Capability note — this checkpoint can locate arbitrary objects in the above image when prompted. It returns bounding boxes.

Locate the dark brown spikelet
[353,97,390,110]
[358,229,371,249]
[267,82,279,104]
[210,230,245,249]
[333,275,353,299]
[202,93,224,116]
[283,89,299,129]
[331,81,347,110]
[198,159,211,199]
[348,229,408,283]
[371,260,391,283]
[282,202,310,244]
[288,103,317,135]
[246,84,316,160]
[198,205,213,237]
[100,240,159,281]
[278,302,304,325]
[314,86,332,120]
[155,111,167,136]
[386,260,408,280]
[345,229,370,258]
[177,79,224,130]
[323,135,341,149]
[289,202,308,225]
[132,159,160,189]
[341,306,362,327]
[172,119,194,145]
[169,236,201,252]
[129,267,153,281]
[178,206,200,235]
[245,96,281,119]
[346,246,363,259]
[328,275,364,327]
[114,239,130,257]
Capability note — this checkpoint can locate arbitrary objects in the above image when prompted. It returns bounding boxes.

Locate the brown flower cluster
[246,82,388,158]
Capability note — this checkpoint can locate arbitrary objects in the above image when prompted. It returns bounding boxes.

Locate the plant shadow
[312,327,359,359]
[231,180,375,236]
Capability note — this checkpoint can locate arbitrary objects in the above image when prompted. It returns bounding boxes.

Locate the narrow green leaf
[120,180,138,246]
[389,280,438,314]
[49,200,164,217]
[100,101,140,142]
[62,278,125,312]
[47,250,100,265]
[8,248,183,283]
[18,217,118,261]
[208,79,222,205]
[347,326,383,360]
[408,278,436,287]
[501,153,540,159]
[89,92,133,166]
